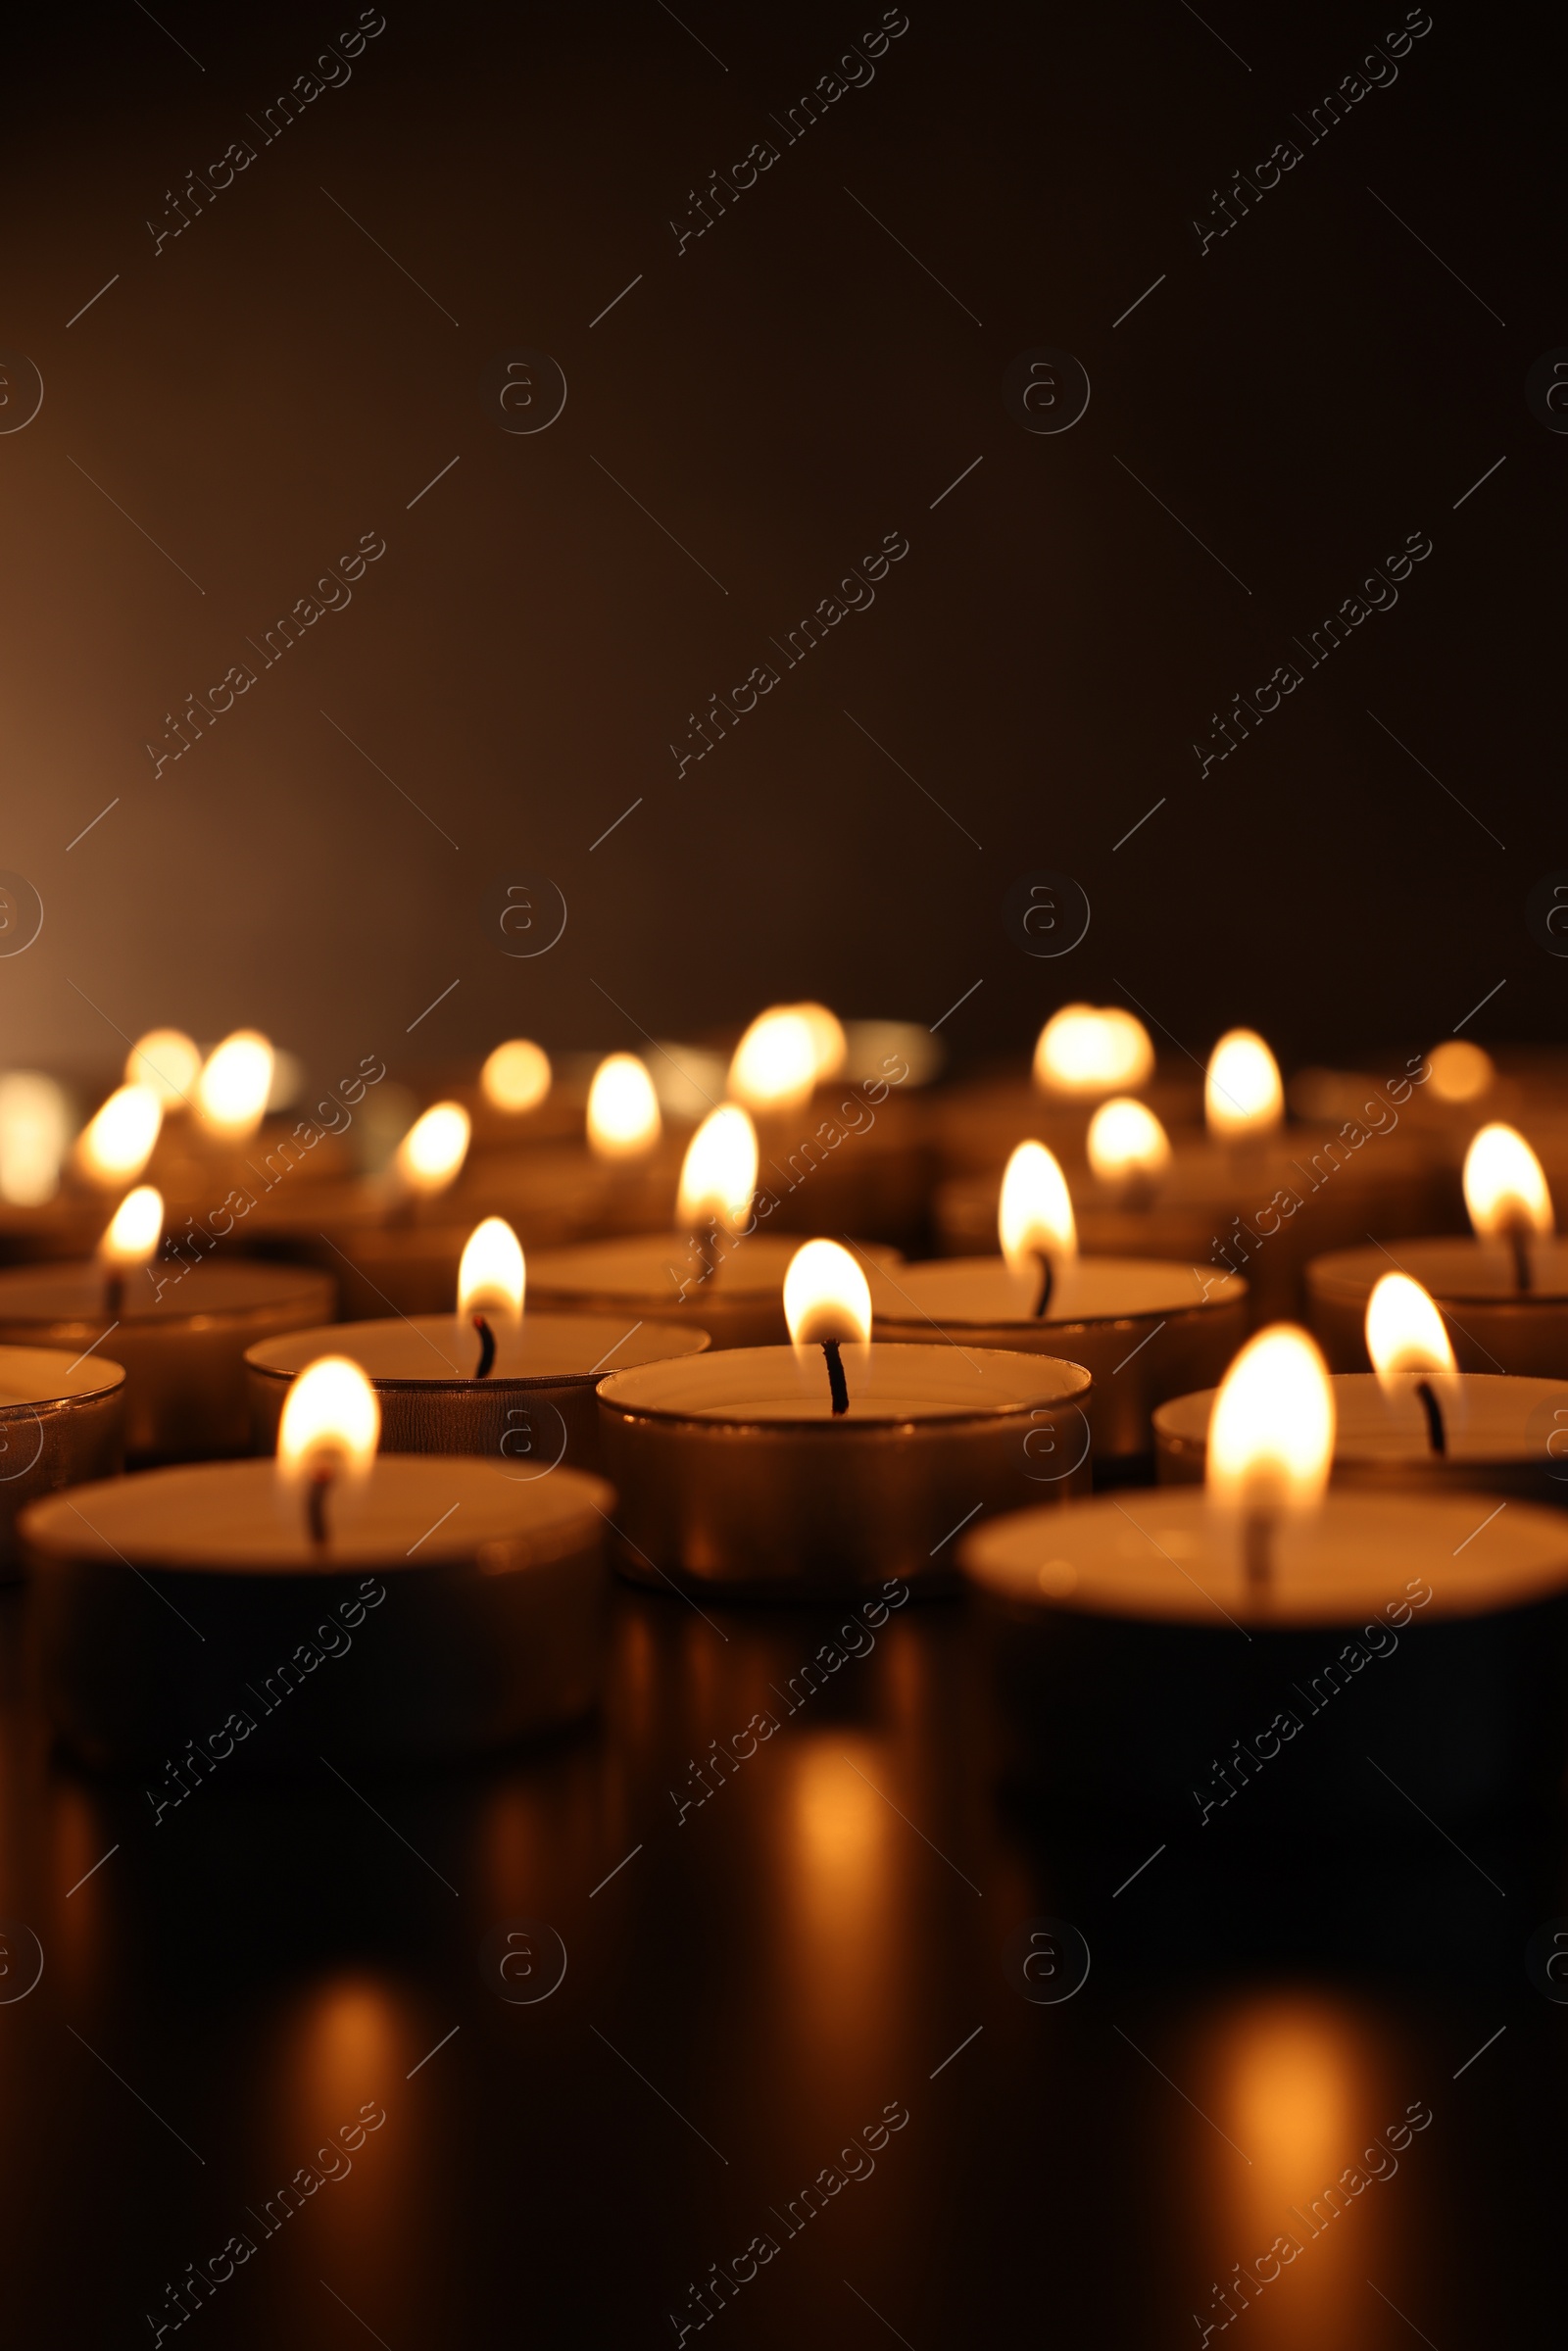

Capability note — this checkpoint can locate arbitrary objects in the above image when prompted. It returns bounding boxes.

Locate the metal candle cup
[597,1341,1093,1599]
[0,1344,126,1578]
[0,1260,333,1462]
[247,1311,710,1471]
[528,1233,898,1351]
[1308,1238,1568,1375]
[23,1454,613,1768]
[1156,1371,1568,1503]
[960,1488,1568,1823]
[867,1256,1247,1461]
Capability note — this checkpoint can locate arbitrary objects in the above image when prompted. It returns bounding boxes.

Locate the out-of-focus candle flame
[587,1053,662,1157]
[999,1141,1077,1280]
[0,1073,71,1206]
[677,1104,759,1233]
[100,1184,164,1268]
[791,1002,847,1082]
[1463,1122,1553,1238]
[727,1008,819,1112]
[1426,1040,1494,1105]
[784,1239,871,1347]
[76,1083,163,1189]
[1205,1028,1284,1141]
[394,1102,471,1196]
[1365,1272,1456,1379]
[124,1028,201,1107]
[196,1030,273,1140]
[1086,1097,1171,1189]
[277,1355,380,1481]
[458,1217,525,1320]
[1207,1324,1334,1516]
[479,1039,552,1114]
[1033,1004,1153,1097]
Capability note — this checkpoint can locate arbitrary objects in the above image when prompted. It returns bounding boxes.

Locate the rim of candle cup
[958,1487,1568,1626]
[245,1313,711,1394]
[529,1233,900,1304]
[597,1342,1092,1430]
[870,1255,1245,1328]
[0,1259,334,1327]
[1154,1373,1568,1468]
[1309,1238,1568,1304]
[0,1343,126,1408]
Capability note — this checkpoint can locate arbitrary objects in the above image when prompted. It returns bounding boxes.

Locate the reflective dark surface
[2,1566,1563,2347]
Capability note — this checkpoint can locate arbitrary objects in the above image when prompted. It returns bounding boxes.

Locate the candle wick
[1506,1219,1533,1294]
[1032,1251,1054,1318]
[821,1340,850,1416]
[1243,1508,1274,1595]
[472,1313,497,1378]
[1414,1377,1446,1456]
[306,1464,335,1547]
[103,1268,124,1319]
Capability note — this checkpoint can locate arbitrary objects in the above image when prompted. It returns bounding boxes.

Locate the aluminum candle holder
[1308,1239,1568,1375]
[0,1344,126,1578]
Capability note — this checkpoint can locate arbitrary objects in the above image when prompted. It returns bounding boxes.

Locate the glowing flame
[76,1083,163,1189]
[792,1002,847,1082]
[587,1053,662,1157]
[0,1073,71,1206]
[1087,1097,1171,1188]
[727,1008,819,1112]
[124,1028,201,1107]
[677,1104,759,1232]
[99,1184,164,1268]
[276,1355,380,1482]
[1426,1040,1494,1105]
[1032,1004,1153,1097]
[784,1239,872,1347]
[196,1030,274,1139]
[394,1102,471,1197]
[1205,1028,1283,1141]
[998,1141,1077,1280]
[1365,1272,1456,1379]
[1207,1324,1334,1516]
[458,1216,525,1320]
[480,1039,552,1114]
[1463,1122,1553,1238]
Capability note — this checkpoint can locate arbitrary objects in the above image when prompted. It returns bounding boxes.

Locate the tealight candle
[246,1214,710,1469]
[928,1004,1197,1179]
[871,1141,1247,1460]
[0,1343,126,1577]
[1158,1273,1568,1502]
[1308,1123,1568,1373]
[961,1324,1568,1821]
[597,1240,1093,1597]
[24,1355,613,1767]
[0,1186,333,1461]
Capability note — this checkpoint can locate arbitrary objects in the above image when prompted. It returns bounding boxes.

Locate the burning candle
[872,1140,1246,1461]
[194,1029,274,1143]
[125,1027,203,1108]
[73,1083,163,1193]
[597,1238,1093,1596]
[1157,1270,1568,1504]
[0,1186,333,1461]
[24,1355,613,1767]
[246,1213,710,1469]
[1308,1124,1568,1374]
[961,1322,1568,1821]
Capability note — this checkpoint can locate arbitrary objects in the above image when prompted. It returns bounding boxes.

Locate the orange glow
[480,1039,552,1114]
[1207,1324,1334,1517]
[196,1029,273,1139]
[1033,1004,1153,1097]
[1087,1096,1171,1187]
[75,1083,163,1189]
[1463,1122,1552,1238]
[587,1053,661,1157]
[99,1184,164,1267]
[458,1217,524,1319]
[277,1356,380,1480]
[998,1140,1077,1278]
[677,1104,759,1232]
[1205,1028,1284,1140]
[784,1239,872,1346]
[393,1102,471,1196]
[1365,1273,1455,1379]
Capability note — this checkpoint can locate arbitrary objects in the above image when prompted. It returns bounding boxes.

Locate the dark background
[1,0,1559,1097]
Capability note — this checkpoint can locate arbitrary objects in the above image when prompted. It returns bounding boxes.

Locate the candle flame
[276,1355,380,1481]
[1033,1004,1153,1097]
[1365,1272,1456,1379]
[124,1028,201,1107]
[586,1053,662,1157]
[1463,1122,1553,1238]
[727,1008,820,1111]
[791,1002,847,1082]
[76,1083,163,1189]
[0,1073,71,1206]
[480,1038,552,1114]
[784,1239,872,1347]
[100,1184,164,1268]
[458,1216,525,1320]
[998,1140,1078,1279]
[1426,1040,1494,1105]
[394,1101,471,1196]
[1205,1027,1284,1140]
[1087,1097,1171,1187]
[677,1103,759,1232]
[196,1030,274,1139]
[1207,1324,1334,1515]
